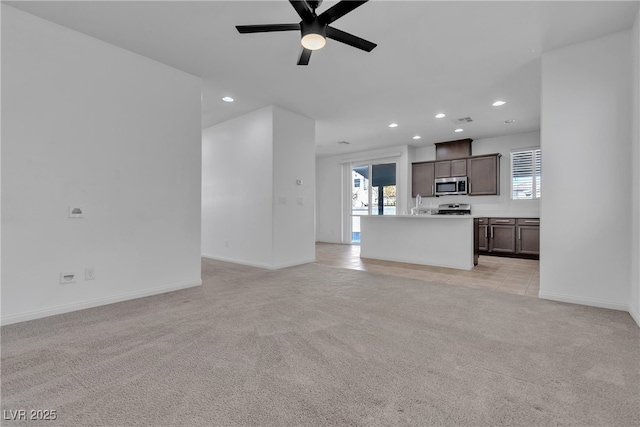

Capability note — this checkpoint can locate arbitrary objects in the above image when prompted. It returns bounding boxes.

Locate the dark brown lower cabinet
[516,218,540,256]
[477,218,489,251]
[489,218,516,254]
[478,217,539,259]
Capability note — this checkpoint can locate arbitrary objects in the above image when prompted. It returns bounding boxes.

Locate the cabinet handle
[484,226,487,238]
[490,226,493,239]
[469,182,471,193]
[432,184,434,195]
[518,228,521,240]
[524,220,540,224]
[495,219,510,223]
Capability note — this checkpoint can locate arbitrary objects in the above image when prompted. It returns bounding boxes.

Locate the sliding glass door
[351,161,396,243]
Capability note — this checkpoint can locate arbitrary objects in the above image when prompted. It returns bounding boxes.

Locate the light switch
[278,196,287,205]
[297,197,304,206]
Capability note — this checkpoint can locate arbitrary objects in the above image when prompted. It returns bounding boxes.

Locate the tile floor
[315,243,540,297]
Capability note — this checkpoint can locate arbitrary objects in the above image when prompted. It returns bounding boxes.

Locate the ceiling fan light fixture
[301,19,327,51]
[301,33,326,50]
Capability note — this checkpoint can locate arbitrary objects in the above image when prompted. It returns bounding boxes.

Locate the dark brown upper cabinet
[467,154,501,196]
[435,138,472,160]
[435,159,467,178]
[411,161,435,197]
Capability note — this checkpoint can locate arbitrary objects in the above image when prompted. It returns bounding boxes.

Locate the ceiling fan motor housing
[307,0,323,11]
[301,19,326,39]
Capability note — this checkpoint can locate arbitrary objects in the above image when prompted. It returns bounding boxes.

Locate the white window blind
[511,148,541,200]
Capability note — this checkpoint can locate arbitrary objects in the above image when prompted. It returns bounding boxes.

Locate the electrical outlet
[60,272,76,284]
[85,267,95,280]
[69,206,84,218]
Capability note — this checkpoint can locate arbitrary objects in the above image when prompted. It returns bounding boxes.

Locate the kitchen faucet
[411,194,422,215]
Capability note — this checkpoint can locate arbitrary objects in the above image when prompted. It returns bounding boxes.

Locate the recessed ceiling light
[222,96,234,103]
[412,135,421,140]
[492,100,506,107]
[388,123,398,128]
[435,113,446,119]
[454,128,464,133]
[504,119,516,124]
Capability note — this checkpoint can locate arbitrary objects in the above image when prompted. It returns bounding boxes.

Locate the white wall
[316,156,344,243]
[540,30,632,312]
[202,106,315,268]
[316,145,411,244]
[630,9,640,326]
[1,6,203,325]
[201,107,274,267]
[414,131,541,217]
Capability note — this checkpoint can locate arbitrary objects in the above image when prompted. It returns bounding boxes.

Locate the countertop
[360,214,479,219]
[359,214,540,219]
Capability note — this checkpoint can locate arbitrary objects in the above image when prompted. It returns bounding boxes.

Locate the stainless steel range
[436,203,471,215]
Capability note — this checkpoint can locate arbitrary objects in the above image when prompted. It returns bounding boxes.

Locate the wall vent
[451,117,473,124]
[337,140,350,145]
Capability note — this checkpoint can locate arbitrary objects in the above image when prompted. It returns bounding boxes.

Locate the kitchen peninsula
[360,214,478,270]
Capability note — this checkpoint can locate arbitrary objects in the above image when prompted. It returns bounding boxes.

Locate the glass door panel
[351,166,369,243]
[350,162,396,243]
[372,163,396,216]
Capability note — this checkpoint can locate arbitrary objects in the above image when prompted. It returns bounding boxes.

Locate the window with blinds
[511,148,541,200]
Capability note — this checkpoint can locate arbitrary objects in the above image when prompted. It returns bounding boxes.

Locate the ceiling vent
[451,117,473,125]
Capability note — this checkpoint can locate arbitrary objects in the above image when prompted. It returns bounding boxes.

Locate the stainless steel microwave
[435,176,468,196]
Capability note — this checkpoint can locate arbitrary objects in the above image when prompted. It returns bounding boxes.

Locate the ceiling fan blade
[289,0,314,22]
[236,23,300,34]
[326,26,377,52]
[297,48,312,65]
[319,0,369,25]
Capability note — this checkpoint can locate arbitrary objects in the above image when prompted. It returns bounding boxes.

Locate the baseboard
[271,258,316,269]
[629,304,640,328]
[202,253,272,269]
[202,254,316,270]
[538,291,629,312]
[1,279,202,326]
[360,255,473,271]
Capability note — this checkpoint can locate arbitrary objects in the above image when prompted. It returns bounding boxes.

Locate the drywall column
[272,106,316,268]
[540,31,632,312]
[202,106,315,269]
[630,9,640,326]
[1,6,203,324]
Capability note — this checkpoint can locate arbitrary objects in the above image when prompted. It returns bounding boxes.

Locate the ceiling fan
[235,0,377,65]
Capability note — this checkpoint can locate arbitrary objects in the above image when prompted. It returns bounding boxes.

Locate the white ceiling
[5,1,639,156]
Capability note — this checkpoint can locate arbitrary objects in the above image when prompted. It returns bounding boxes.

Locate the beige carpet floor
[1,258,639,426]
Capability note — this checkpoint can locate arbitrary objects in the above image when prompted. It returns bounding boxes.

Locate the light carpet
[1,258,639,426]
